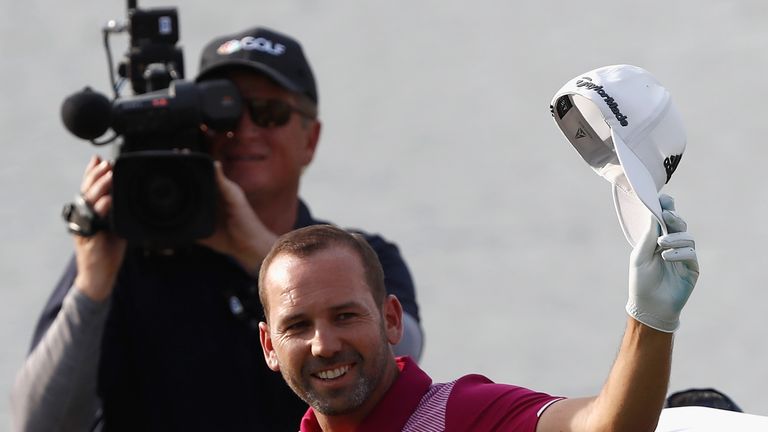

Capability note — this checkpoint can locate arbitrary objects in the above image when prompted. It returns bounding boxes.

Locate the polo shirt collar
[294,199,315,229]
[299,356,431,431]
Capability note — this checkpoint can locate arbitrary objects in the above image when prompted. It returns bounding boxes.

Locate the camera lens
[112,152,216,244]
[136,171,190,227]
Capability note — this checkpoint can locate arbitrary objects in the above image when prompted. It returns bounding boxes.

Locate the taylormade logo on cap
[216,36,286,56]
[576,77,629,126]
[551,64,687,247]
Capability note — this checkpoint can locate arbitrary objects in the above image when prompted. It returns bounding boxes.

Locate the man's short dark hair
[258,224,386,320]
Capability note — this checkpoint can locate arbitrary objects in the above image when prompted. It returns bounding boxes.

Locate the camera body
[108,79,241,245]
[61,2,242,247]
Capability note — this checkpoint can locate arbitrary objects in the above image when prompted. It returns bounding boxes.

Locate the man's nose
[233,103,266,136]
[310,322,342,358]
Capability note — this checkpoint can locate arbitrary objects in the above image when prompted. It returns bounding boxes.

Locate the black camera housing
[61,2,242,248]
[112,151,216,243]
[123,7,184,94]
[108,79,241,246]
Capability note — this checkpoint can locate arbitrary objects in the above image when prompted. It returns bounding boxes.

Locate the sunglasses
[243,98,315,128]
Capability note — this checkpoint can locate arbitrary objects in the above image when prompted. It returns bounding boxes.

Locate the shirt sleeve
[10,283,110,432]
[28,256,78,352]
[445,374,564,432]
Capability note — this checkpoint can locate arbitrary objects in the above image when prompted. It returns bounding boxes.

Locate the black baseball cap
[196,27,318,104]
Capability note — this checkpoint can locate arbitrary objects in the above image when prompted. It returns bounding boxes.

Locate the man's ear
[259,321,281,372]
[300,120,321,167]
[383,295,404,346]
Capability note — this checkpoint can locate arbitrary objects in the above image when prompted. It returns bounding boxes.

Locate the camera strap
[61,194,108,237]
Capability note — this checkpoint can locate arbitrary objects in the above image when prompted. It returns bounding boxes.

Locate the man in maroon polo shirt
[258,202,698,431]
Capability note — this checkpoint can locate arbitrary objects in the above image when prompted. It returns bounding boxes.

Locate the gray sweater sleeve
[10,287,110,432]
[392,312,424,363]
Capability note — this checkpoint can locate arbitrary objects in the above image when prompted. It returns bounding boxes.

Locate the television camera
[61,0,242,247]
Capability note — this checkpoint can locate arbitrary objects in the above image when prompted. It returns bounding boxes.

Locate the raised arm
[538,195,699,432]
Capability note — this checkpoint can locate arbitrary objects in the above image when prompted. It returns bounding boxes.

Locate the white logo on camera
[217,36,286,56]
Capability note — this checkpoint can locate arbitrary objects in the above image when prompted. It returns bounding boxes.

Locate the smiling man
[259,226,402,426]
[259,210,699,431]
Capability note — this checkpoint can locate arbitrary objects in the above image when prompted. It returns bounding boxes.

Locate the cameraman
[11,27,423,432]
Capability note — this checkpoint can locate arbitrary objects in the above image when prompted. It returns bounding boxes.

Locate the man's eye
[285,321,308,332]
[337,313,356,321]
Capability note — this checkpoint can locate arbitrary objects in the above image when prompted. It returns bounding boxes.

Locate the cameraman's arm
[11,286,110,432]
[11,156,126,431]
[72,156,126,301]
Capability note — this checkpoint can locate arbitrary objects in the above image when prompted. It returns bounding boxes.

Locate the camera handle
[61,194,108,237]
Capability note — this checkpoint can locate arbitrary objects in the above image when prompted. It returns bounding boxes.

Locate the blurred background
[2,0,767,428]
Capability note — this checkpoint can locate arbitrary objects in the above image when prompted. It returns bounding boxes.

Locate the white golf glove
[626,194,699,332]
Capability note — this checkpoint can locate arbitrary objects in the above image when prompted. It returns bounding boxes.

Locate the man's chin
[306,394,363,416]
[303,380,370,416]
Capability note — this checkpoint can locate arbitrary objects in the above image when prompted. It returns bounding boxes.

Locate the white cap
[551,64,686,247]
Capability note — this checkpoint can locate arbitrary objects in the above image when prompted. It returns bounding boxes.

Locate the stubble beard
[281,327,393,416]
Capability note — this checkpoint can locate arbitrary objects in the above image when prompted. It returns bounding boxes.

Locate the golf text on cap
[216,36,286,56]
[576,77,629,127]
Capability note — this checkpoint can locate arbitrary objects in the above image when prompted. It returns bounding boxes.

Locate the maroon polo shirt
[299,357,562,431]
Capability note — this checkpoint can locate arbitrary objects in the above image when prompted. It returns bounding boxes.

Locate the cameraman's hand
[198,162,277,277]
[626,194,699,332]
[73,156,126,302]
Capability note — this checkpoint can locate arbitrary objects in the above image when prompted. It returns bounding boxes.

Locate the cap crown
[553,65,685,190]
[551,64,686,246]
[197,27,318,104]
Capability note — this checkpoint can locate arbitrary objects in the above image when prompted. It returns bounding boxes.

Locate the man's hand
[627,194,699,332]
[198,162,278,276]
[73,156,126,302]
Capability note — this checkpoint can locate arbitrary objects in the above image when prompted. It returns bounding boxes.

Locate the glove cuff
[626,301,680,333]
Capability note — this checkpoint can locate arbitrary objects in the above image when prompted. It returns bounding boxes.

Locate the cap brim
[611,130,665,247]
[196,60,303,94]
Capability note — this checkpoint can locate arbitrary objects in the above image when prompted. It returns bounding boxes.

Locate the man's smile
[311,363,354,382]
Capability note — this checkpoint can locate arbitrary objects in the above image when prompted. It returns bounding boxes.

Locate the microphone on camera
[61,87,113,140]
